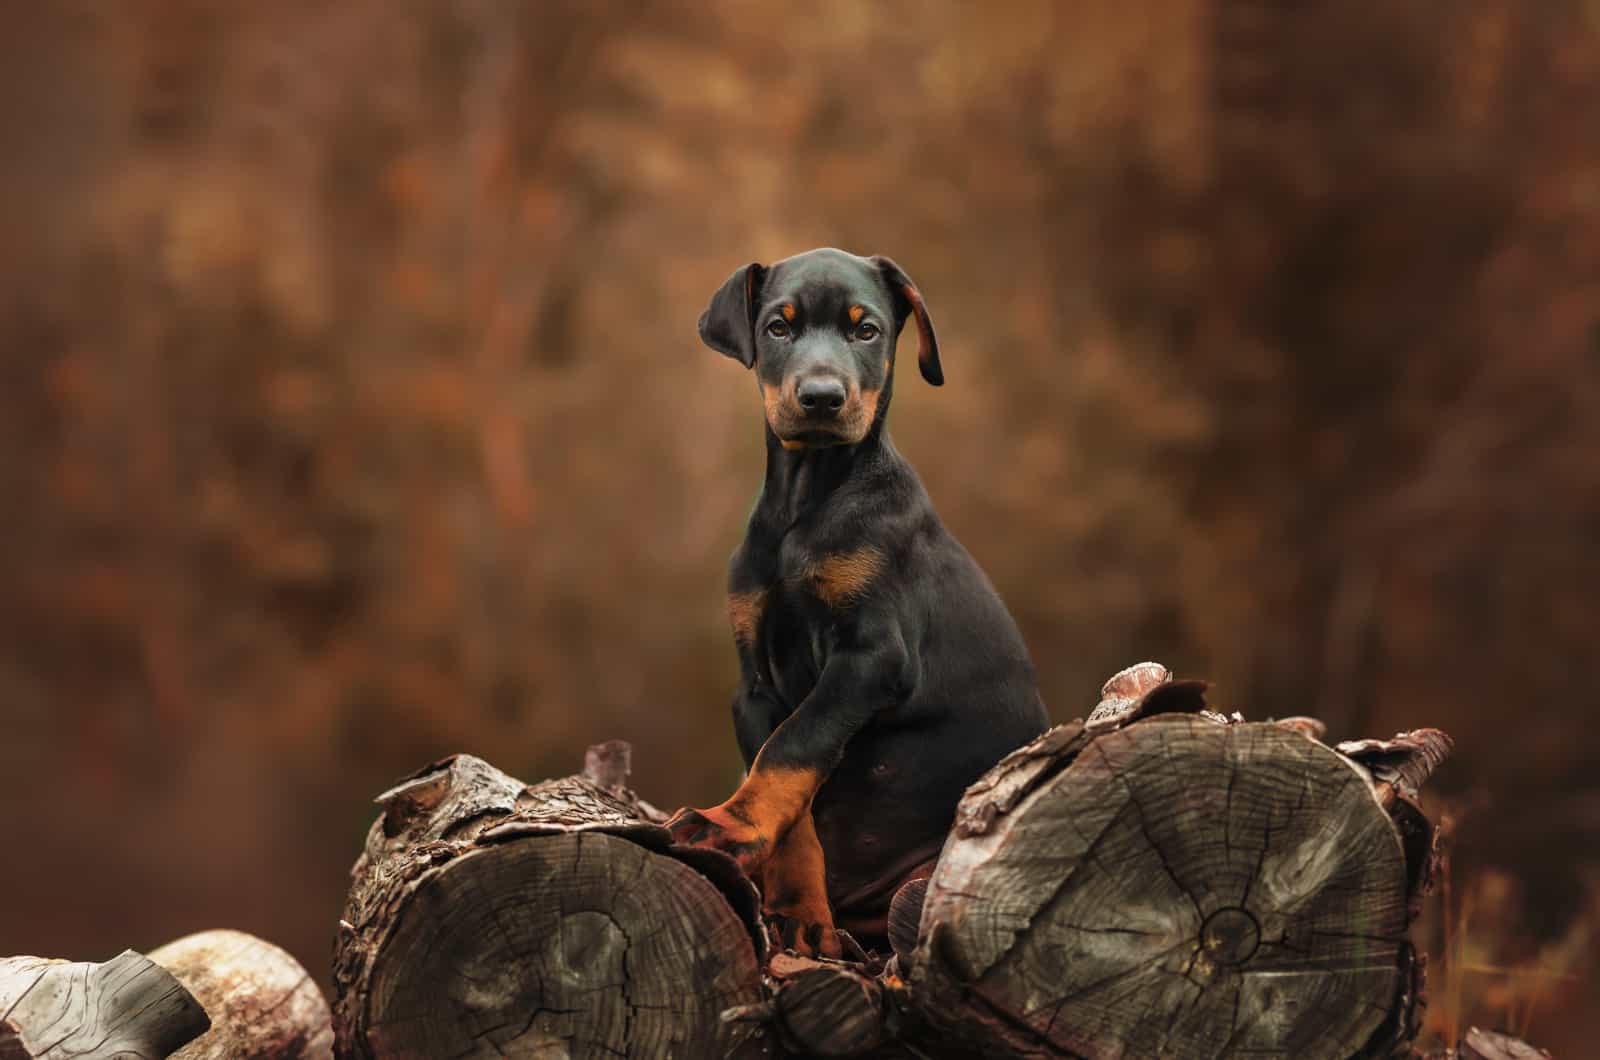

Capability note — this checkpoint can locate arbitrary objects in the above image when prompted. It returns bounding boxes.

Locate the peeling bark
[1337,729,1456,807]
[0,950,209,1059]
[331,748,769,1059]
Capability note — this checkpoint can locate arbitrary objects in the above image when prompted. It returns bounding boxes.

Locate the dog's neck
[758,390,895,527]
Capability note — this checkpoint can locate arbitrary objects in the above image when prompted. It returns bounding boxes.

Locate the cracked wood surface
[147,929,332,1060]
[0,950,209,1059]
[913,715,1413,1060]
[333,747,769,1058]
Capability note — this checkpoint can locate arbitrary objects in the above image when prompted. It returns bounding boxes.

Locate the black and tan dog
[668,248,1048,956]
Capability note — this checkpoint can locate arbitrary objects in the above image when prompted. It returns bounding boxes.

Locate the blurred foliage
[0,0,1596,1050]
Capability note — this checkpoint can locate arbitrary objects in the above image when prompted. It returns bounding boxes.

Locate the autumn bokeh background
[2,0,1597,1051]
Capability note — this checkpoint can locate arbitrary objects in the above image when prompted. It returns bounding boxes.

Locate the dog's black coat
[697,248,1049,935]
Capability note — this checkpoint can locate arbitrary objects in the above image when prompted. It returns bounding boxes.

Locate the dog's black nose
[797,377,847,418]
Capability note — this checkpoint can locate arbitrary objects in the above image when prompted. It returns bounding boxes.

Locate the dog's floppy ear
[698,262,766,368]
[871,256,943,386]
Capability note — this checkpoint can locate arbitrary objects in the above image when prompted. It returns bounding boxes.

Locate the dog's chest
[747,534,835,692]
[776,532,816,584]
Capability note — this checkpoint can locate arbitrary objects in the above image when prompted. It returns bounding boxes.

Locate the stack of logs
[327,664,1458,1059]
[0,665,1558,1058]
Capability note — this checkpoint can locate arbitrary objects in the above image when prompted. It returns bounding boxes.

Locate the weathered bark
[905,671,1447,1060]
[0,950,209,1059]
[1337,729,1454,806]
[147,930,332,1060]
[332,743,770,1059]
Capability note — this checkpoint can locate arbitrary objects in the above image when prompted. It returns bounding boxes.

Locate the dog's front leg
[759,811,842,957]
[667,614,911,876]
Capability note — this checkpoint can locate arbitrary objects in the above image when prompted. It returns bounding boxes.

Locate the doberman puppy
[668,248,1049,956]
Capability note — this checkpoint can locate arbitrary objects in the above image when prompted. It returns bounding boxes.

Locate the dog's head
[698,248,942,448]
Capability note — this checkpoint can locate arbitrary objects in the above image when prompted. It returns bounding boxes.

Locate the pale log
[147,929,332,1060]
[0,950,209,1060]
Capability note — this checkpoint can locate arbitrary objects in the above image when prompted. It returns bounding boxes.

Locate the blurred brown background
[2,0,1596,1051]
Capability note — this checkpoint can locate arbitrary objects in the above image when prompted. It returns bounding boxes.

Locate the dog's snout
[797,377,847,418]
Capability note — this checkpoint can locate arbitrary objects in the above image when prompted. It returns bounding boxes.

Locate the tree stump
[0,950,210,1059]
[909,706,1435,1060]
[147,930,332,1059]
[332,745,771,1059]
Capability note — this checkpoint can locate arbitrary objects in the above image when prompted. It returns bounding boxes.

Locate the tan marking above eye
[848,305,864,324]
[780,303,796,321]
[794,545,886,606]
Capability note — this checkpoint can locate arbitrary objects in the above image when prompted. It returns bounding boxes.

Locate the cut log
[147,930,332,1059]
[332,748,770,1059]
[0,950,209,1059]
[910,712,1424,1060]
[768,953,890,1057]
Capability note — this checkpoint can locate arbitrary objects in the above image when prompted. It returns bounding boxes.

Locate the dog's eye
[854,322,879,341]
[766,320,791,339]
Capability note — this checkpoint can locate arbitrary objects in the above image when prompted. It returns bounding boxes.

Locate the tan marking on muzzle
[764,377,882,447]
[762,381,789,428]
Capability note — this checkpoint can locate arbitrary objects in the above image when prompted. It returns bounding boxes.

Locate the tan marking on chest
[794,546,886,607]
[727,589,768,646]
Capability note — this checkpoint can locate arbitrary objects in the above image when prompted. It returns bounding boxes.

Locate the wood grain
[0,950,209,1059]
[915,716,1411,1060]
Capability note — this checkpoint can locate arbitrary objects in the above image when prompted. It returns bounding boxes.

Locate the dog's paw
[765,910,845,959]
[665,804,769,875]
